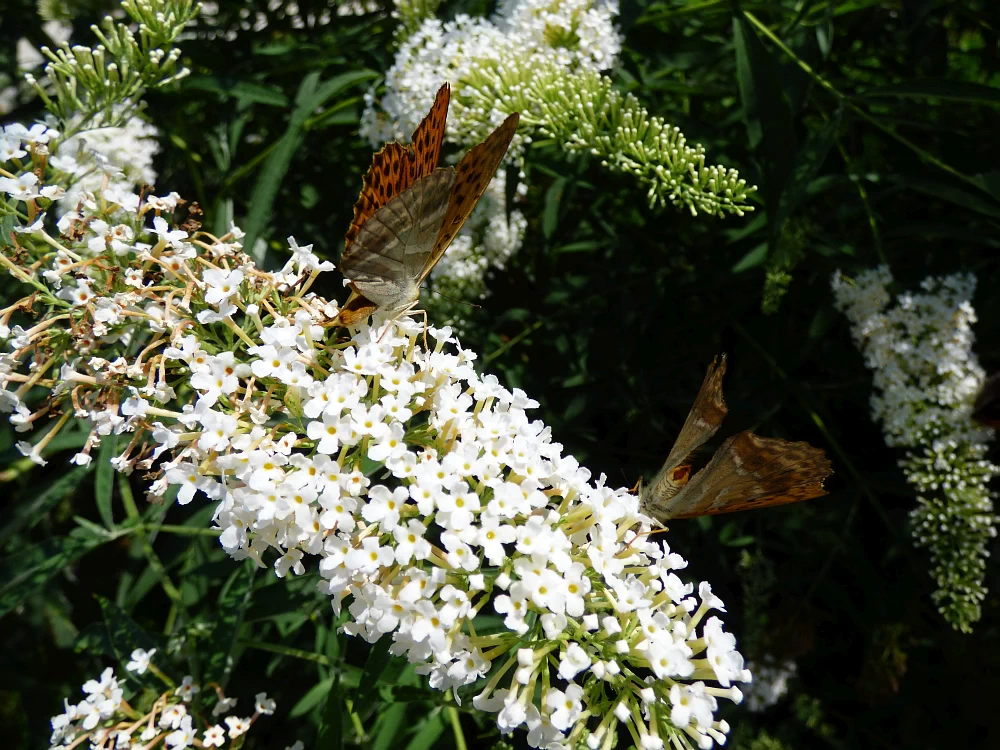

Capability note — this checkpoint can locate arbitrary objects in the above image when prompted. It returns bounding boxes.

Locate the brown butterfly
[639,354,833,523]
[336,82,519,327]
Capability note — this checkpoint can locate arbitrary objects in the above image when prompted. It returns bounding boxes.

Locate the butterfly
[639,354,833,523]
[336,82,520,328]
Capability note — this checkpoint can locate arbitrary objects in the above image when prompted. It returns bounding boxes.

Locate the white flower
[0,172,39,199]
[202,725,226,748]
[125,648,155,674]
[254,692,276,715]
[203,268,245,306]
[174,675,200,702]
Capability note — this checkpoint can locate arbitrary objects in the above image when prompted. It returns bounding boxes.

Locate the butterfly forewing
[640,355,728,511]
[344,83,451,252]
[662,431,833,519]
[411,83,450,180]
[341,168,456,311]
[419,112,520,283]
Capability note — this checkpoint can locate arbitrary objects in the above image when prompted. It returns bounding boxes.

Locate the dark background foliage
[3,1,1000,748]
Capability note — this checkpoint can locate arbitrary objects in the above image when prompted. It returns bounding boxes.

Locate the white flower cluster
[49,650,273,750]
[743,659,796,713]
[3,119,749,748]
[197,0,382,41]
[832,267,999,631]
[55,110,160,215]
[360,0,620,314]
[363,0,621,146]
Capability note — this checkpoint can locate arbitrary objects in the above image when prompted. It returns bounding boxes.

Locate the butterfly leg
[376,302,421,345]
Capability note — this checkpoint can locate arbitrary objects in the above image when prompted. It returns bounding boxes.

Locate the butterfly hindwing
[663,431,832,519]
[341,168,456,311]
[420,112,520,283]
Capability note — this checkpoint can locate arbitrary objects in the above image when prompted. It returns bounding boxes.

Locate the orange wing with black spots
[418,112,520,283]
[344,83,451,252]
[410,82,450,181]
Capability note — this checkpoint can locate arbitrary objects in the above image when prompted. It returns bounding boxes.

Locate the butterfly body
[337,83,520,327]
[640,355,832,523]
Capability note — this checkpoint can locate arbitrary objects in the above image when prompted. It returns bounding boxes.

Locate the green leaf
[289,677,334,718]
[881,222,1000,248]
[774,110,841,230]
[372,702,407,750]
[403,713,445,750]
[203,560,257,687]
[316,674,344,750]
[184,76,290,107]
[543,176,568,239]
[860,79,1000,107]
[355,638,394,708]
[242,69,377,255]
[0,531,110,618]
[733,14,798,236]
[731,243,768,273]
[899,176,1000,220]
[0,464,92,547]
[96,596,165,687]
[95,435,118,530]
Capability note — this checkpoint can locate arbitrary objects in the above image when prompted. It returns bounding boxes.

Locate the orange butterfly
[336,83,519,327]
[639,355,832,522]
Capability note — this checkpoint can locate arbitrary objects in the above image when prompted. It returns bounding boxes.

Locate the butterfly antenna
[427,287,482,310]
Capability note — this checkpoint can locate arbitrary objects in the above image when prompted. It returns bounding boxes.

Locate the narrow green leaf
[733,15,798,230]
[242,70,377,254]
[543,176,568,239]
[731,243,768,273]
[355,638,394,708]
[550,240,601,255]
[238,639,331,665]
[0,532,109,618]
[308,70,379,113]
[316,675,343,750]
[96,596,165,688]
[0,464,92,546]
[372,702,407,750]
[95,435,118,530]
[899,176,1000,220]
[860,79,1000,107]
[183,76,290,107]
[881,222,1000,248]
[774,110,841,229]
[204,560,257,687]
[403,713,445,750]
[290,677,334,718]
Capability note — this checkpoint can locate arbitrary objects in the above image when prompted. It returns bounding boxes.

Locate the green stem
[119,476,185,606]
[835,138,887,265]
[446,706,467,750]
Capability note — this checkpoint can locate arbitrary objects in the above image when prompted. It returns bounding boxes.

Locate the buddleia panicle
[832,267,999,632]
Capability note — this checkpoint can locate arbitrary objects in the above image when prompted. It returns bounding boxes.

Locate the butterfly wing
[640,355,728,513]
[410,82,450,180]
[417,112,520,284]
[344,83,451,252]
[660,431,832,519]
[341,168,456,311]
